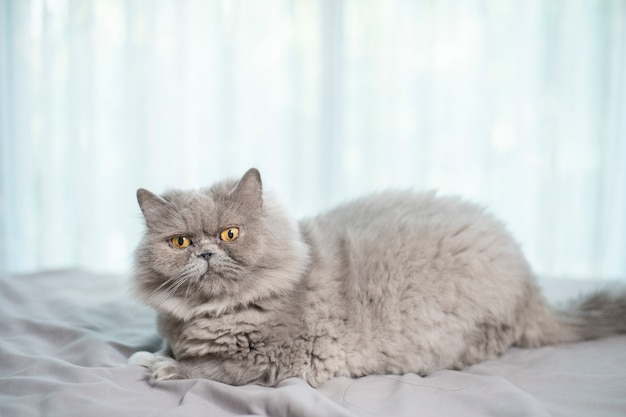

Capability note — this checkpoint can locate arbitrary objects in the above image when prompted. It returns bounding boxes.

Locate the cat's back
[300,189,530,317]
[307,190,507,250]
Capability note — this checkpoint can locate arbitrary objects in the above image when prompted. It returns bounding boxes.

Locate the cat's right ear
[137,189,171,228]
[230,168,263,212]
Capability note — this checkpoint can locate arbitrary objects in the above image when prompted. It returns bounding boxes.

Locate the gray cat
[129,168,626,387]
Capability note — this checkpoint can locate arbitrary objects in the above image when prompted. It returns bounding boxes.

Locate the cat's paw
[128,351,157,367]
[129,351,188,384]
[304,370,331,388]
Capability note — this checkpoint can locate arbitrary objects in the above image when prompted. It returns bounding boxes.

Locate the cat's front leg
[129,351,188,384]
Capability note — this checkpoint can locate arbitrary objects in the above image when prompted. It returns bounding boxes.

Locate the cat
[129,168,626,387]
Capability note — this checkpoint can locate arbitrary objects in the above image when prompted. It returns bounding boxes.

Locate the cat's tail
[517,285,626,347]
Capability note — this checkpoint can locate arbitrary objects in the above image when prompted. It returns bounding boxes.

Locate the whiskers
[147,263,204,306]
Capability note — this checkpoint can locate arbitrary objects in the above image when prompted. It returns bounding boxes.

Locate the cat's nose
[199,251,214,261]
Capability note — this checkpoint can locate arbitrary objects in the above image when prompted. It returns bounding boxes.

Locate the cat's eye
[220,227,239,242]
[170,235,192,249]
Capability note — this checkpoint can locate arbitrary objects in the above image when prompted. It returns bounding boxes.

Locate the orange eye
[220,227,239,242]
[170,235,192,249]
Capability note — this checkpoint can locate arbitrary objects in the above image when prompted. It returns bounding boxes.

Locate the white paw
[128,351,157,367]
[129,351,187,384]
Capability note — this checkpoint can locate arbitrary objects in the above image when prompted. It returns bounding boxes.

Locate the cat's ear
[230,168,263,211]
[137,188,172,228]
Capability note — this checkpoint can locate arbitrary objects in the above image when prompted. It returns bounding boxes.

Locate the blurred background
[1,0,625,281]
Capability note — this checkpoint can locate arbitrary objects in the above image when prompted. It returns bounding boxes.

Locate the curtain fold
[1,0,625,280]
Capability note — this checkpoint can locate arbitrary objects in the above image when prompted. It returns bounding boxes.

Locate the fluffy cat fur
[129,168,626,387]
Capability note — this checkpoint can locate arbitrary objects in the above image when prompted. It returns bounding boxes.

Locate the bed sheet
[0,270,624,417]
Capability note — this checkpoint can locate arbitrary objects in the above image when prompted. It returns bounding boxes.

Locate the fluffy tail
[518,286,626,348]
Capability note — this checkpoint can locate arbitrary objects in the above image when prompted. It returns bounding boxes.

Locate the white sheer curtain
[1,0,625,280]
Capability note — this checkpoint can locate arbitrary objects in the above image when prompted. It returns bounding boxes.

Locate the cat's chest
[159,312,283,360]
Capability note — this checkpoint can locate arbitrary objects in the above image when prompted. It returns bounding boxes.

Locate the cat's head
[133,168,309,319]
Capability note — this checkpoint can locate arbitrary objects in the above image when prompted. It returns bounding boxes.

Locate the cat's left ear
[137,188,174,229]
[230,168,263,211]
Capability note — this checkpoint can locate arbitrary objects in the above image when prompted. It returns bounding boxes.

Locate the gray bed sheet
[1,270,624,417]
